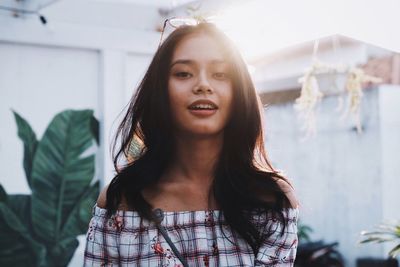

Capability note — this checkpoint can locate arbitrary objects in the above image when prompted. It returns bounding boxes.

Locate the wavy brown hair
[105,23,292,254]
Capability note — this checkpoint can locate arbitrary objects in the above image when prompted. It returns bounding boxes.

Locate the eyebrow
[170,59,227,68]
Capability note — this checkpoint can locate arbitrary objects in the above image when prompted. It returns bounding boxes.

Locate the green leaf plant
[0,109,100,267]
[360,221,400,258]
[298,221,313,244]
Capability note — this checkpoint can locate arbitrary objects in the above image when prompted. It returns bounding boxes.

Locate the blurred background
[1,0,399,266]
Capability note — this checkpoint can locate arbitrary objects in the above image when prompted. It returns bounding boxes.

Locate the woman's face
[168,33,234,138]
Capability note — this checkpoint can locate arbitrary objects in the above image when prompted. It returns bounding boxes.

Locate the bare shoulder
[96,183,131,211]
[275,178,299,209]
[250,176,299,209]
[96,184,109,209]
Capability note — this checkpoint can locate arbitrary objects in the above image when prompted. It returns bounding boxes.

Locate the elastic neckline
[92,204,299,228]
[93,203,221,216]
[93,203,299,217]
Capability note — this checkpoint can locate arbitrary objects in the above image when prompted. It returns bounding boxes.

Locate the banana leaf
[12,110,38,188]
[90,115,100,145]
[50,181,99,266]
[61,181,99,240]
[0,226,36,267]
[1,109,100,266]
[30,110,96,244]
[7,195,31,225]
[47,237,79,267]
[0,203,46,267]
[0,185,6,202]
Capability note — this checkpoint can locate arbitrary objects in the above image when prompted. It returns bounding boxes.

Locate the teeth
[191,104,215,109]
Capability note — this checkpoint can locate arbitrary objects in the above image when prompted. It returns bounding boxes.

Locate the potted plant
[360,220,400,258]
[295,221,345,267]
[298,221,313,244]
[0,109,100,267]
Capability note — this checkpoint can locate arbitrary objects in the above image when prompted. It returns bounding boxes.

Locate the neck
[164,133,223,186]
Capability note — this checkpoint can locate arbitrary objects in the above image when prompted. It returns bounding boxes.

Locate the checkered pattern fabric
[84,204,298,266]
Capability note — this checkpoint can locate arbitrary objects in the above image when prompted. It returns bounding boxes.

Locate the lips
[187,99,218,117]
[187,99,218,110]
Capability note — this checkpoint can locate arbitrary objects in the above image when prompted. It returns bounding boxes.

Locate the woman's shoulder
[275,178,299,209]
[96,183,131,211]
[249,176,299,209]
[96,184,108,208]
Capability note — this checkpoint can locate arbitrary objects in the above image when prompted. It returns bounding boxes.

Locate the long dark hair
[105,23,293,254]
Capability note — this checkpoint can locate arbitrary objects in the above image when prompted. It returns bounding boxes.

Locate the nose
[193,73,213,94]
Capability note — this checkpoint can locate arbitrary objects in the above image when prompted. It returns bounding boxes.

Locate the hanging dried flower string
[294,63,323,139]
[295,39,382,138]
[344,67,382,133]
[294,40,324,139]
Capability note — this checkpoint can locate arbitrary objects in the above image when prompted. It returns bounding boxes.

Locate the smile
[187,99,218,117]
[189,103,216,110]
[188,109,217,117]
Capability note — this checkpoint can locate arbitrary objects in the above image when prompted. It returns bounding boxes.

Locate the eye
[174,72,192,79]
[213,72,229,80]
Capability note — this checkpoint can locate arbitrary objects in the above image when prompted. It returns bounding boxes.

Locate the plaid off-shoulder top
[84,204,298,267]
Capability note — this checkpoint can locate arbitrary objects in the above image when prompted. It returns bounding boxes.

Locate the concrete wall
[263,86,400,267]
[379,85,400,256]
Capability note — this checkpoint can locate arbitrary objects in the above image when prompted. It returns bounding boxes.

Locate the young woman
[84,21,299,267]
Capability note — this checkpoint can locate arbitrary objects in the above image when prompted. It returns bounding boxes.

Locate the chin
[190,127,225,137]
[176,126,224,138]
[173,118,227,138]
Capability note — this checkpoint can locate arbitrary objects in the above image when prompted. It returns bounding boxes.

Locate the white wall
[98,51,153,187]
[264,86,400,267]
[126,53,152,101]
[379,85,400,256]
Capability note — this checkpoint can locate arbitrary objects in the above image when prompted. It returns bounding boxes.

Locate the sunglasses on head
[158,16,215,48]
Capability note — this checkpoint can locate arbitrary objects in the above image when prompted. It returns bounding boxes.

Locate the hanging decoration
[295,39,382,138]
[344,67,382,133]
[294,63,323,138]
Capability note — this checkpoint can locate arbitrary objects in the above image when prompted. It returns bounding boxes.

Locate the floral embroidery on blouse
[87,217,95,241]
[150,236,181,267]
[107,214,124,232]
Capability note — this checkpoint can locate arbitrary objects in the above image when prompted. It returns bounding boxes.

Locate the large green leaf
[6,195,33,232]
[90,115,100,145]
[0,188,37,266]
[12,110,38,188]
[0,226,35,267]
[48,237,79,267]
[61,181,99,240]
[0,185,6,202]
[0,203,46,267]
[31,110,96,244]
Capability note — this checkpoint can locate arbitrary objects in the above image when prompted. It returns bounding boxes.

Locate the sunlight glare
[213,0,400,60]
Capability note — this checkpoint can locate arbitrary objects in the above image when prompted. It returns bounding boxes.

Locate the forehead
[171,33,228,63]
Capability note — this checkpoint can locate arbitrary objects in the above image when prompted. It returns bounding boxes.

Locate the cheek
[167,85,188,124]
[220,85,234,112]
[221,89,234,125]
[168,80,180,105]
[168,88,186,109]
